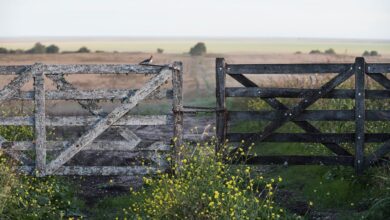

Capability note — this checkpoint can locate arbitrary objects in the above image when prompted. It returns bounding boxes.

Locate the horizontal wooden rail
[227,133,390,143]
[0,64,165,75]
[225,63,390,74]
[1,141,170,151]
[18,165,163,175]
[236,155,354,166]
[1,89,173,101]
[228,110,390,121]
[226,63,352,74]
[0,115,172,126]
[226,88,390,99]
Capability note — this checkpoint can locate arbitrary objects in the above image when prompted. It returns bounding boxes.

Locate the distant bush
[309,49,321,54]
[8,49,24,54]
[26,42,46,54]
[157,48,164,54]
[324,48,336,55]
[95,50,105,53]
[45,44,60,53]
[190,42,207,56]
[294,51,302,54]
[0,47,8,54]
[77,46,90,53]
[362,50,380,56]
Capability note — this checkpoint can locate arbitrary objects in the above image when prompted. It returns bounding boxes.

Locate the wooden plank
[226,63,352,74]
[229,74,351,156]
[0,136,33,165]
[44,64,164,75]
[18,166,164,176]
[2,141,170,151]
[118,127,141,149]
[172,62,184,164]
[47,74,104,116]
[228,110,390,122]
[366,64,390,73]
[368,73,390,89]
[366,142,390,165]
[226,88,390,99]
[354,57,366,174]
[226,133,390,143]
[34,71,47,176]
[0,68,33,104]
[0,115,172,126]
[216,58,227,153]
[45,67,172,175]
[7,89,173,100]
[247,68,354,145]
[236,155,354,166]
[0,65,31,75]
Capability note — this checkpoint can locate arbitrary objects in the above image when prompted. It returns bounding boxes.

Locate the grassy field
[1,37,390,54]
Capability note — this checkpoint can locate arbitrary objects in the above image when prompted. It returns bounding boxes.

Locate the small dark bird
[139,55,153,65]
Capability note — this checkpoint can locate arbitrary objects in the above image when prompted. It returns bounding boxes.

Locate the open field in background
[1,38,390,54]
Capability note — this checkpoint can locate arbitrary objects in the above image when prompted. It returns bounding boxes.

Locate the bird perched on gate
[139,55,153,65]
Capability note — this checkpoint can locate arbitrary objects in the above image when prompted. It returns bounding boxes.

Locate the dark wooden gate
[216,57,390,174]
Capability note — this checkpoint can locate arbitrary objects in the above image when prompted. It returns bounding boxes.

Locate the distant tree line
[294,48,380,56]
[0,42,91,54]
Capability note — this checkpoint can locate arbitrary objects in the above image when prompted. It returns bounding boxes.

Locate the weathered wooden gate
[0,62,183,176]
[216,57,390,174]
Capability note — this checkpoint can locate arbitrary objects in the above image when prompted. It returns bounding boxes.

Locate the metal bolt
[358,92,361,96]
[304,99,308,103]
[357,160,361,164]
[318,91,322,94]
[358,115,361,118]
[289,113,292,116]
[357,136,361,139]
[358,66,361,70]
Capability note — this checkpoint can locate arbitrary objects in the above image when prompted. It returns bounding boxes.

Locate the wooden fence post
[172,62,184,167]
[34,67,46,176]
[216,58,227,154]
[355,57,365,174]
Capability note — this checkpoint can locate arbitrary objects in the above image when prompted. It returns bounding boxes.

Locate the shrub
[324,48,336,55]
[370,50,379,56]
[362,50,370,56]
[8,49,24,54]
[157,48,164,54]
[309,50,321,54]
[294,51,302,54]
[0,47,8,54]
[26,42,46,54]
[77,46,90,53]
[123,140,289,219]
[45,44,60,53]
[189,42,207,56]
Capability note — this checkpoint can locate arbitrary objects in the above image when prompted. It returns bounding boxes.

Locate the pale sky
[1,0,389,40]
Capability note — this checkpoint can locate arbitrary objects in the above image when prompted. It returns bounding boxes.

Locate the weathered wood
[44,64,164,75]
[0,136,33,165]
[248,68,354,144]
[0,67,33,104]
[7,89,173,100]
[225,88,390,99]
[216,58,227,153]
[226,63,352,74]
[45,67,172,175]
[18,165,163,176]
[228,110,390,121]
[237,155,354,166]
[118,127,141,149]
[47,74,103,116]
[227,133,390,143]
[0,65,30,75]
[34,71,46,176]
[366,64,390,73]
[2,141,169,151]
[368,73,390,89]
[229,74,351,156]
[0,115,172,126]
[354,57,366,174]
[172,62,184,165]
[366,142,390,165]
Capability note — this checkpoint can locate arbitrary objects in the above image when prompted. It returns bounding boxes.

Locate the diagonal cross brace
[45,67,172,175]
[47,74,104,116]
[229,71,352,156]
[366,73,390,164]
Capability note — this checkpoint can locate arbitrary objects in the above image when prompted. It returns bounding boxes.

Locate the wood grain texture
[34,71,46,176]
